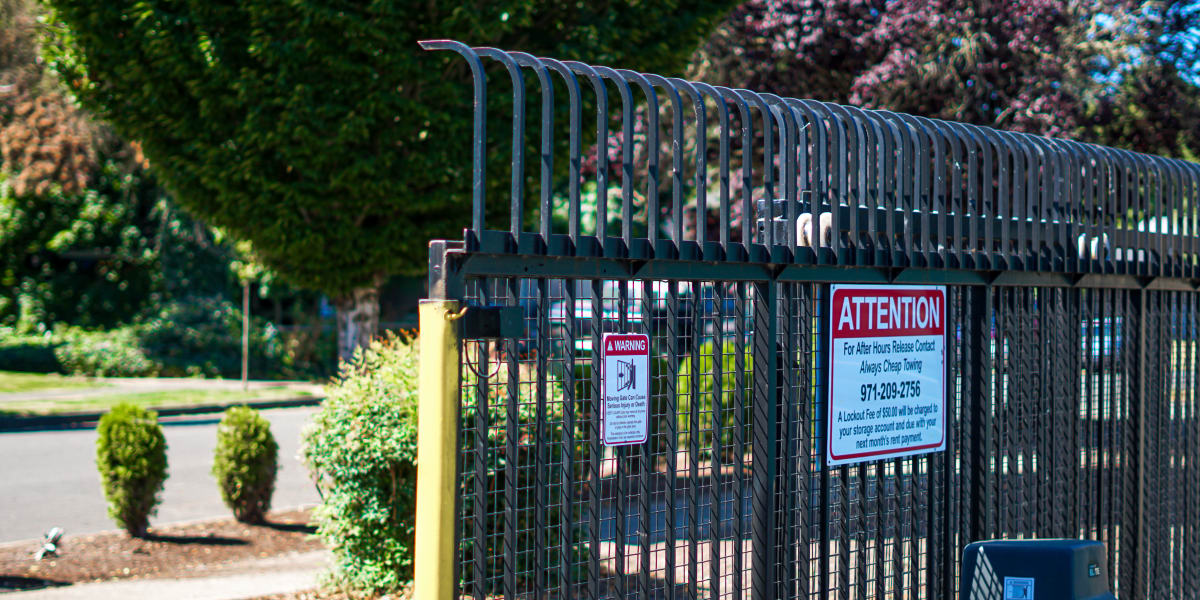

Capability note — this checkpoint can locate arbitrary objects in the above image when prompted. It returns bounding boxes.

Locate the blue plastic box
[960,539,1116,600]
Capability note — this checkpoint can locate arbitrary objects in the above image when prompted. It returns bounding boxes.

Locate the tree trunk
[334,275,384,364]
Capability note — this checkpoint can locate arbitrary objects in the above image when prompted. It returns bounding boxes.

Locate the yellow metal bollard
[415,299,460,600]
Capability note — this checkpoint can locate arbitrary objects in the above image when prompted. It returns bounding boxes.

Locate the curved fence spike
[421,39,1200,275]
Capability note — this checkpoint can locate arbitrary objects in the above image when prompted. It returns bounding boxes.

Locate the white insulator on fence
[797,212,833,247]
[1077,232,1110,260]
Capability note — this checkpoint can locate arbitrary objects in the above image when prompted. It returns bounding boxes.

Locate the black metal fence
[421,40,1200,599]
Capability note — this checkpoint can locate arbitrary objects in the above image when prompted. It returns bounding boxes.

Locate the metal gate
[414,40,1200,599]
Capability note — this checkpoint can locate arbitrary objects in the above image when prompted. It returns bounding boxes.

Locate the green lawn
[0,386,313,415]
[0,371,107,394]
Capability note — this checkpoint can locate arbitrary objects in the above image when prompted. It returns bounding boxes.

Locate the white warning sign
[827,284,947,466]
[601,333,650,446]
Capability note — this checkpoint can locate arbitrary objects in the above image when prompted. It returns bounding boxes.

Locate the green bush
[303,334,578,595]
[0,329,61,373]
[0,298,328,379]
[95,403,168,537]
[212,406,278,523]
[137,296,288,378]
[675,340,754,460]
[301,334,419,594]
[54,326,157,377]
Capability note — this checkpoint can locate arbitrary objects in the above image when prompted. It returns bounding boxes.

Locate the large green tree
[42,0,737,360]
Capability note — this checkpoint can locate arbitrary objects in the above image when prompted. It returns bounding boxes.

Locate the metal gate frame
[415,40,1200,600]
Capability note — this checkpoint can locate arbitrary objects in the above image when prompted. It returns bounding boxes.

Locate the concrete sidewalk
[10,549,329,600]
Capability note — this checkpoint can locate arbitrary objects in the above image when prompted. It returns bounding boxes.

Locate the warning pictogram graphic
[615,360,636,391]
[601,333,650,446]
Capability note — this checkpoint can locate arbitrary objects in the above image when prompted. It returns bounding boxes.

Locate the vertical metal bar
[417,41,487,240]
[638,278,653,600]
[532,278,551,593]
[613,73,634,249]
[1133,287,1147,599]
[1001,286,1017,538]
[1188,291,1200,598]
[941,287,957,597]
[470,49,525,240]
[733,280,748,599]
[474,284,492,599]
[768,99,799,252]
[415,299,462,600]
[751,278,778,600]
[688,281,701,600]
[781,283,798,600]
[644,75,684,255]
[1120,288,1136,595]
[817,284,833,600]
[669,80,707,251]
[615,282,629,599]
[709,281,725,600]
[507,54,555,244]
[563,62,608,246]
[720,90,754,249]
[560,277,577,598]
[665,278,680,599]
[588,279,602,600]
[828,104,865,265]
[615,70,659,248]
[848,108,885,265]
[874,455,887,600]
[537,59,581,249]
[503,280,520,599]
[797,284,814,600]
[968,291,995,544]
[695,83,731,251]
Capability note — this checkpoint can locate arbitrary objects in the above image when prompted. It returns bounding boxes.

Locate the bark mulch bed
[0,508,321,592]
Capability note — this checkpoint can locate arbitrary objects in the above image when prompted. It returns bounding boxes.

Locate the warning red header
[831,288,945,339]
[603,334,649,355]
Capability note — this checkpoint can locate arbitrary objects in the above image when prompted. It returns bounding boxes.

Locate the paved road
[0,407,322,542]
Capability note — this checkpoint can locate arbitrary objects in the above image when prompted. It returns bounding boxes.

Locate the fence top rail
[420,39,1200,280]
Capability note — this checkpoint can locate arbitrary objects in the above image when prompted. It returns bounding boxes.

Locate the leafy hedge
[301,333,419,594]
[0,296,332,378]
[302,334,582,595]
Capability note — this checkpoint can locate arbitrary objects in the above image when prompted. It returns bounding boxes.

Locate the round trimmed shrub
[212,406,278,523]
[301,333,419,594]
[95,403,168,537]
[302,333,577,596]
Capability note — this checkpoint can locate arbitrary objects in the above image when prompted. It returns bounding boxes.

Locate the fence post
[967,285,994,543]
[750,278,779,600]
[415,299,461,600]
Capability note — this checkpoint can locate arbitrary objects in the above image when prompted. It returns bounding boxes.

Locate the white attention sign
[601,333,650,446]
[827,284,947,466]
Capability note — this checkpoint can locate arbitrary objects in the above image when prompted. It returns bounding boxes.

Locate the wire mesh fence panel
[422,40,1200,600]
